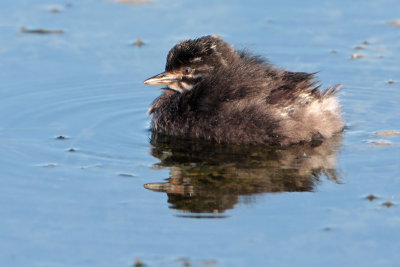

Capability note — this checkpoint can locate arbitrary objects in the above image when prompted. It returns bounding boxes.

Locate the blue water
[1,0,400,266]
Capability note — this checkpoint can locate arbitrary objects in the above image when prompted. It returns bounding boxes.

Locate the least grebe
[144,35,344,146]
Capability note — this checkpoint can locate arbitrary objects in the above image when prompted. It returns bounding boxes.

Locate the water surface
[1,0,400,266]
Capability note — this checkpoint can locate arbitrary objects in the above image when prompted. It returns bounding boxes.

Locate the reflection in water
[145,132,343,214]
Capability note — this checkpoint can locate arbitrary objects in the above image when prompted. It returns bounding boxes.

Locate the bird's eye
[184,67,192,74]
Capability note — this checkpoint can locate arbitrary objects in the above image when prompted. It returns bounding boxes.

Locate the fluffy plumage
[144,35,344,146]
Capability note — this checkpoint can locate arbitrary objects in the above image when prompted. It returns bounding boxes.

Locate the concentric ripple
[0,77,158,177]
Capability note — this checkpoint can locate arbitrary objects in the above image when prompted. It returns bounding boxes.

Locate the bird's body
[144,36,344,146]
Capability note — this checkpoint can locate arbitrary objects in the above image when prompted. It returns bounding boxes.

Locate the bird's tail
[322,84,343,97]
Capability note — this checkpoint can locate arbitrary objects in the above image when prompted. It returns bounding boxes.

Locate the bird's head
[144,35,239,93]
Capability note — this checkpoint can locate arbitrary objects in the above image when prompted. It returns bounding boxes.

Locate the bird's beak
[143,71,181,85]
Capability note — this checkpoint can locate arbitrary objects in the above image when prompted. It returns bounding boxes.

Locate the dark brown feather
[148,36,344,145]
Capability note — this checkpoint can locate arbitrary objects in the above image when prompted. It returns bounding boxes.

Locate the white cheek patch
[168,83,185,93]
[180,82,194,90]
[167,82,193,92]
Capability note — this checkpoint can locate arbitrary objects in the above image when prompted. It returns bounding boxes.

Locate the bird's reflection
[145,132,342,215]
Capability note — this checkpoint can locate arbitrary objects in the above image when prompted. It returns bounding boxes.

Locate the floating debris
[56,135,68,140]
[134,259,145,267]
[118,173,135,177]
[66,2,73,7]
[202,260,218,266]
[382,201,394,208]
[368,139,392,146]
[36,163,57,168]
[116,0,151,5]
[21,27,64,34]
[366,194,377,201]
[133,37,144,47]
[354,45,363,50]
[177,257,191,267]
[80,163,101,169]
[67,148,76,152]
[50,7,61,13]
[175,214,228,219]
[362,41,370,45]
[387,20,400,27]
[351,53,364,59]
[176,257,218,267]
[375,130,400,137]
[388,79,395,84]
[322,226,333,232]
[330,50,337,54]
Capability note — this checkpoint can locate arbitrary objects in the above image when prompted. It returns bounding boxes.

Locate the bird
[143,35,344,146]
